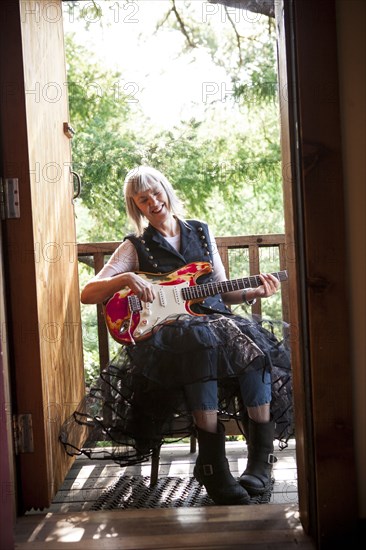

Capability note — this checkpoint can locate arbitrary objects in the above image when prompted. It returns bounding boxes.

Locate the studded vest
[125,219,232,315]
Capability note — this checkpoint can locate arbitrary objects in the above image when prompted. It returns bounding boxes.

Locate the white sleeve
[208,227,227,282]
[95,239,139,279]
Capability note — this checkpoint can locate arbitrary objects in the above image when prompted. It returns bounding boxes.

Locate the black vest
[125,219,231,315]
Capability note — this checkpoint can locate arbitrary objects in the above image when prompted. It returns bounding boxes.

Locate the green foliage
[65,5,283,241]
[64,2,286,380]
[65,35,143,240]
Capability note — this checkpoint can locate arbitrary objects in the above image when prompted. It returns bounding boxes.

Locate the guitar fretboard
[181,270,288,301]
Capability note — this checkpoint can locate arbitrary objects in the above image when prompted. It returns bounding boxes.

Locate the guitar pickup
[173,286,182,304]
[158,288,166,307]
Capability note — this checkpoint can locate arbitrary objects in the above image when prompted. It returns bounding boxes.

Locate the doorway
[0,1,359,546]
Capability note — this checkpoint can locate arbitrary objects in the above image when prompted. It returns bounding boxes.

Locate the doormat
[91,476,274,510]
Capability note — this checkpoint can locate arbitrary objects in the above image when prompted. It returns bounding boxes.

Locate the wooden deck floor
[13,439,316,549]
[47,438,299,513]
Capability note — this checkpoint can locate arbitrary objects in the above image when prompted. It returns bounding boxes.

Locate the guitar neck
[182,270,288,301]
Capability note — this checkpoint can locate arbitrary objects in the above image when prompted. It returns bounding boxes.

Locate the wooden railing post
[93,252,110,371]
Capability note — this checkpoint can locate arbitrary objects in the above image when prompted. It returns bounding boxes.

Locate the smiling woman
[60,165,293,507]
[124,166,185,236]
[133,186,179,241]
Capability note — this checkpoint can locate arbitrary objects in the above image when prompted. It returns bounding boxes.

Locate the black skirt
[60,313,294,466]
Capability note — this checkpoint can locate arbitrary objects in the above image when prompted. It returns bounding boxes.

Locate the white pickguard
[133,281,192,338]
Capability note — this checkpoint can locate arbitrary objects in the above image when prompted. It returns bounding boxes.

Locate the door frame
[276,0,358,545]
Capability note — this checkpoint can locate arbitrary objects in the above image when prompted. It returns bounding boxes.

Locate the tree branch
[224,6,243,66]
[171,0,197,49]
[78,256,95,269]
[154,6,174,35]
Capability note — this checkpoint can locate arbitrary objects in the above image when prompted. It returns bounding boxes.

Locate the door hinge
[0,177,20,220]
[13,414,34,454]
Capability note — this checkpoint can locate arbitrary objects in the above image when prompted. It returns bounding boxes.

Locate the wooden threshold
[14,504,315,549]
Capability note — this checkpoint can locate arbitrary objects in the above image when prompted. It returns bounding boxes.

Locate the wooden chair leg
[150,444,161,487]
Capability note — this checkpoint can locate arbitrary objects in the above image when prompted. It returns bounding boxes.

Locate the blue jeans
[184,369,271,411]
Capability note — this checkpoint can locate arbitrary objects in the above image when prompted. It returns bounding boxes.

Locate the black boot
[239,418,277,496]
[194,422,250,505]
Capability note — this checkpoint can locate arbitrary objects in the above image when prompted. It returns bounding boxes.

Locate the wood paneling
[0,0,84,510]
[20,0,85,508]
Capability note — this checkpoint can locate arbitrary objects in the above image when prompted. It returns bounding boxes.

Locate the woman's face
[133,182,171,226]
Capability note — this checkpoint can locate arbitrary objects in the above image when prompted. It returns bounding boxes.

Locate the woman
[61,165,293,506]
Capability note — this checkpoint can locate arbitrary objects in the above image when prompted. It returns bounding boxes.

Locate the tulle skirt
[60,313,294,466]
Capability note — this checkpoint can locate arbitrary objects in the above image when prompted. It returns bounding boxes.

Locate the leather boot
[194,422,250,505]
[239,417,277,496]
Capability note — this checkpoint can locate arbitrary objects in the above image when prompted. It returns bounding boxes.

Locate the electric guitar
[103,261,288,345]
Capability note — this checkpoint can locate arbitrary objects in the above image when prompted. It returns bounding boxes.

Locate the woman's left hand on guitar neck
[222,272,280,306]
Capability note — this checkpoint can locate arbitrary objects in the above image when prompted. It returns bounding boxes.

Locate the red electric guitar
[103,261,288,345]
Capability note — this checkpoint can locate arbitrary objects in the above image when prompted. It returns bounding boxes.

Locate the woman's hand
[124,273,156,303]
[222,272,280,305]
[254,273,280,298]
[81,272,156,305]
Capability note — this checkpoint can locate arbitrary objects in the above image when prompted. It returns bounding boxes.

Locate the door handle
[71,170,81,200]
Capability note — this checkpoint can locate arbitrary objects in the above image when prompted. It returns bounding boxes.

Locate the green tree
[66,35,144,241]
[65,3,283,243]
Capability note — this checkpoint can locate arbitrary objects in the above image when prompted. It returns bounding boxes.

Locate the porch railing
[77,234,288,372]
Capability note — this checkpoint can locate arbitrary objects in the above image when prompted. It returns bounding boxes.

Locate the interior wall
[336,0,366,517]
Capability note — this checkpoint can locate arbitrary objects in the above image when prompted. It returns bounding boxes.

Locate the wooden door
[0,0,84,511]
